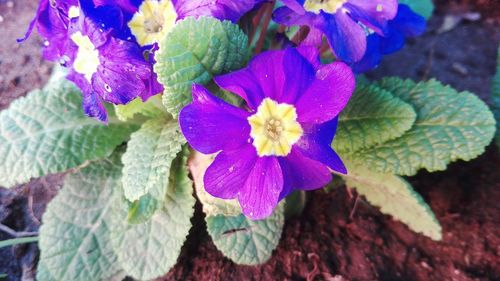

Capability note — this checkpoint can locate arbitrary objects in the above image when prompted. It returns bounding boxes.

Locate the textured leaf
[399,0,434,19]
[342,162,442,241]
[334,84,417,153]
[121,117,185,201]
[36,260,56,281]
[127,194,160,225]
[206,204,284,265]
[38,154,123,281]
[114,95,165,122]
[0,74,138,188]
[154,17,249,117]
[346,78,496,176]
[110,150,195,280]
[189,151,241,216]
[492,47,500,147]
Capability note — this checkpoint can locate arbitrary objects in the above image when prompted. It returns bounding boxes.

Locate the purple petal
[321,11,367,63]
[67,70,108,122]
[279,148,332,199]
[295,118,347,174]
[273,6,320,26]
[390,4,426,38]
[239,156,283,220]
[279,48,316,104]
[301,27,324,48]
[204,144,258,199]
[214,69,265,110]
[345,0,398,34]
[92,36,150,104]
[179,84,251,154]
[280,0,307,14]
[175,0,265,23]
[296,45,321,69]
[295,62,355,124]
[352,34,383,73]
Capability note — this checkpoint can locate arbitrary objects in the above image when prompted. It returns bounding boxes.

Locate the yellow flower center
[248,98,303,157]
[127,0,177,46]
[303,0,347,14]
[70,32,100,82]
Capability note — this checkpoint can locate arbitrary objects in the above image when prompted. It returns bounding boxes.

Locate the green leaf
[399,0,434,19]
[341,162,442,241]
[346,78,496,176]
[38,154,124,281]
[36,260,56,281]
[189,151,241,216]
[334,84,417,153]
[127,194,160,225]
[154,17,249,117]
[121,117,185,201]
[110,150,195,280]
[114,95,165,122]
[0,73,138,188]
[205,204,284,265]
[492,47,500,147]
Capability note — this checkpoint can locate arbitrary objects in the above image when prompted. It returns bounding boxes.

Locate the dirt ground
[0,0,499,280]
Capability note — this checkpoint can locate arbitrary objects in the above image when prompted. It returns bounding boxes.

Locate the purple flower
[115,0,266,47]
[273,0,398,64]
[65,13,153,122]
[18,0,79,62]
[179,48,355,219]
[352,4,426,73]
[20,0,161,122]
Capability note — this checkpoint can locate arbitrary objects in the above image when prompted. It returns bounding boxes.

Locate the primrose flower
[179,48,355,219]
[352,4,426,73]
[273,0,398,64]
[122,0,266,46]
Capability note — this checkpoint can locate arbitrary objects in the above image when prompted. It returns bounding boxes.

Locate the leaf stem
[0,224,38,238]
[0,237,39,249]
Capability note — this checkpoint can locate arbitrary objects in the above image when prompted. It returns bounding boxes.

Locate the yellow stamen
[248,98,303,157]
[128,0,177,46]
[70,32,100,82]
[303,0,347,14]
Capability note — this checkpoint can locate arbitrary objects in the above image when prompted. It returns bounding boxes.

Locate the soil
[0,1,499,281]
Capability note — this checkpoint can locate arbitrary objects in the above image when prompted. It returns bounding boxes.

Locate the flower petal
[239,156,284,220]
[279,148,332,199]
[214,68,265,110]
[321,11,367,63]
[204,144,258,199]
[280,48,316,104]
[295,118,347,174]
[175,0,265,23]
[346,0,398,34]
[92,36,150,104]
[179,84,251,154]
[295,62,355,124]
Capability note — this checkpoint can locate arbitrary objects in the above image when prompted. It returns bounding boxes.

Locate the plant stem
[254,1,275,54]
[0,236,39,249]
[0,224,38,238]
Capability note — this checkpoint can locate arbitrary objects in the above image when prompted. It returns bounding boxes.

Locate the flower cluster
[21,0,428,219]
[20,0,264,122]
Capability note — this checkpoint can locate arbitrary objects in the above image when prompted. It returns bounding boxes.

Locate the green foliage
[189,151,241,216]
[155,17,249,117]
[0,236,38,249]
[110,150,195,280]
[346,78,496,176]
[492,47,500,147]
[399,0,434,19]
[114,95,165,122]
[121,117,185,201]
[334,84,417,153]
[0,72,138,188]
[205,204,284,265]
[342,162,442,241]
[127,194,160,225]
[38,154,124,281]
